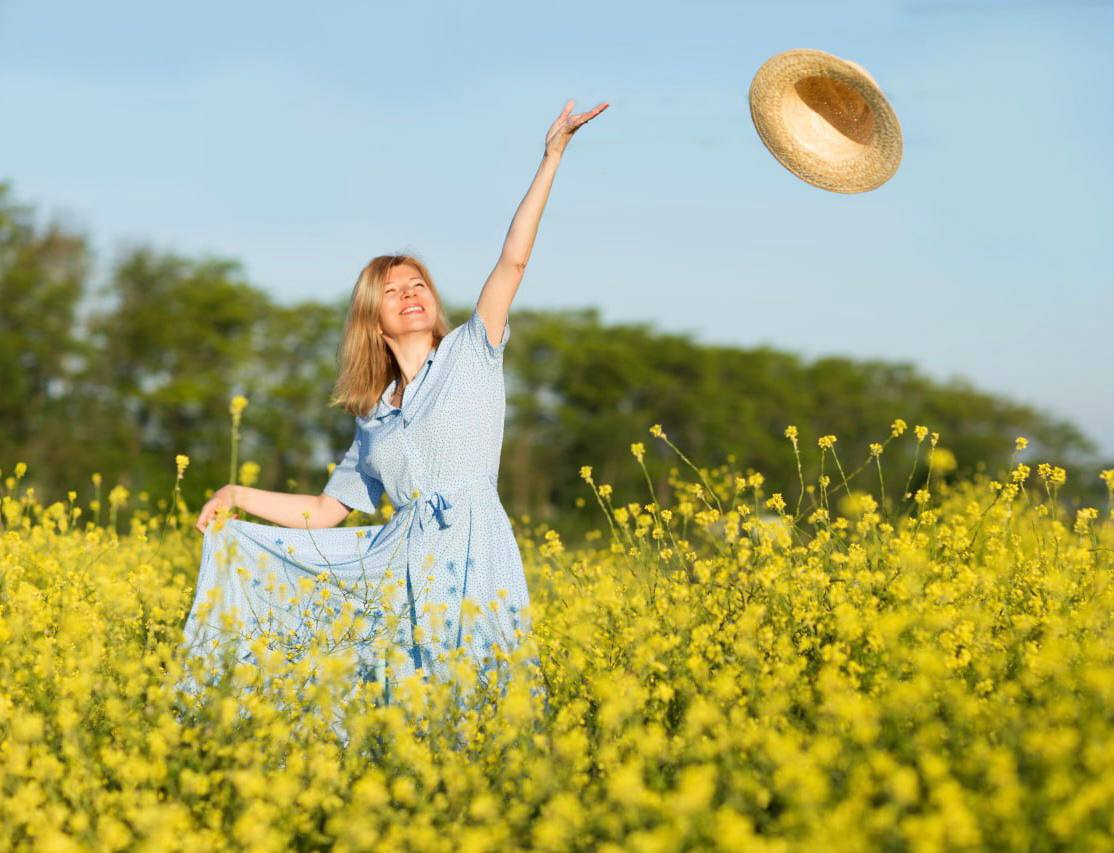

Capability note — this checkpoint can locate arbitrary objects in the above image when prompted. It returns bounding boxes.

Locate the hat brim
[749,49,903,194]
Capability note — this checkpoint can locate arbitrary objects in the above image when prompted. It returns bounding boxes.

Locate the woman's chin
[386,316,433,336]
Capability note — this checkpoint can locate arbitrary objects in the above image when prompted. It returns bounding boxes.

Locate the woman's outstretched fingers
[576,102,609,126]
[567,103,608,134]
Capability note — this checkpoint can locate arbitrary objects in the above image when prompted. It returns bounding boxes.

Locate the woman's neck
[385,331,432,385]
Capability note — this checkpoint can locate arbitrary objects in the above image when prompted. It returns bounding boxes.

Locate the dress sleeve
[322,433,384,515]
[466,305,510,366]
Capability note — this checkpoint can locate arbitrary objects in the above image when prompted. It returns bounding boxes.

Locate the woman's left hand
[544,99,609,157]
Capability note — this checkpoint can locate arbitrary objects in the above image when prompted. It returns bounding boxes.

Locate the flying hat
[749,48,903,193]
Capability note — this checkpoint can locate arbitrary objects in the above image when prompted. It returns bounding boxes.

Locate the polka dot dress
[179,306,532,696]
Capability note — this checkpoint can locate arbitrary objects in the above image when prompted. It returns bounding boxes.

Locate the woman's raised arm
[476,98,609,346]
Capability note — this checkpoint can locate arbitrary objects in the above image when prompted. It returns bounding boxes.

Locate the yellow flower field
[1,424,1113,851]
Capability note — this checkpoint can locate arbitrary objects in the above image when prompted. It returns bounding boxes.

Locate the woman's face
[376,263,436,338]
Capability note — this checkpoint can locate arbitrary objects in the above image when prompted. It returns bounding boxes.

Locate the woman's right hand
[195,484,240,534]
[543,98,609,158]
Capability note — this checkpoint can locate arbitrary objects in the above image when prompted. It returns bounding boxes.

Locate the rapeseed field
[1,420,1112,851]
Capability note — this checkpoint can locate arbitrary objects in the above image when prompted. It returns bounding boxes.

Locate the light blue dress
[179,307,532,699]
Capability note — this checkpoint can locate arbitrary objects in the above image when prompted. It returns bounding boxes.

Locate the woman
[180,98,609,699]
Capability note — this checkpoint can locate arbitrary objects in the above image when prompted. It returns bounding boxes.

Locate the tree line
[1,181,1103,536]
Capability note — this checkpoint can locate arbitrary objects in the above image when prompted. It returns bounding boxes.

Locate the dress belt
[394,473,496,533]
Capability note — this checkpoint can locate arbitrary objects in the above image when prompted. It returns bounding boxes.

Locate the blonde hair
[329,254,450,418]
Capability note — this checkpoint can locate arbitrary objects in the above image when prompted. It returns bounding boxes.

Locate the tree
[79,247,271,504]
[0,181,91,493]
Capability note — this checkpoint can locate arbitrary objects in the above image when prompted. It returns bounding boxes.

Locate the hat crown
[790,75,875,147]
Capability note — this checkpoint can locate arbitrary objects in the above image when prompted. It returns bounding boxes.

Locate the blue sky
[2,0,1111,457]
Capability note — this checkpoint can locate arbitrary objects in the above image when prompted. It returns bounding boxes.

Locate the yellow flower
[1015,436,1029,451]
[649,424,665,439]
[579,466,593,482]
[914,425,928,442]
[14,462,27,479]
[1100,469,1114,490]
[540,529,565,557]
[238,461,261,487]
[817,435,837,450]
[92,472,103,487]
[838,490,877,518]
[765,493,786,513]
[1074,507,1098,534]
[599,484,613,498]
[784,425,798,441]
[175,454,190,479]
[630,442,645,462]
[869,443,883,457]
[1037,463,1067,486]
[890,418,907,437]
[229,395,249,417]
[930,447,957,475]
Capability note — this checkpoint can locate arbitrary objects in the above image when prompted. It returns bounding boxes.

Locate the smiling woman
[180,97,609,702]
[180,251,526,696]
[335,254,454,417]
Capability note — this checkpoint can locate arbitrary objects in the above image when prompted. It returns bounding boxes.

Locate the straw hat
[748,49,903,193]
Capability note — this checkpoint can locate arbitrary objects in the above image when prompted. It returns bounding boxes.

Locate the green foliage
[0,181,91,457]
[0,181,1104,533]
[480,307,1098,538]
